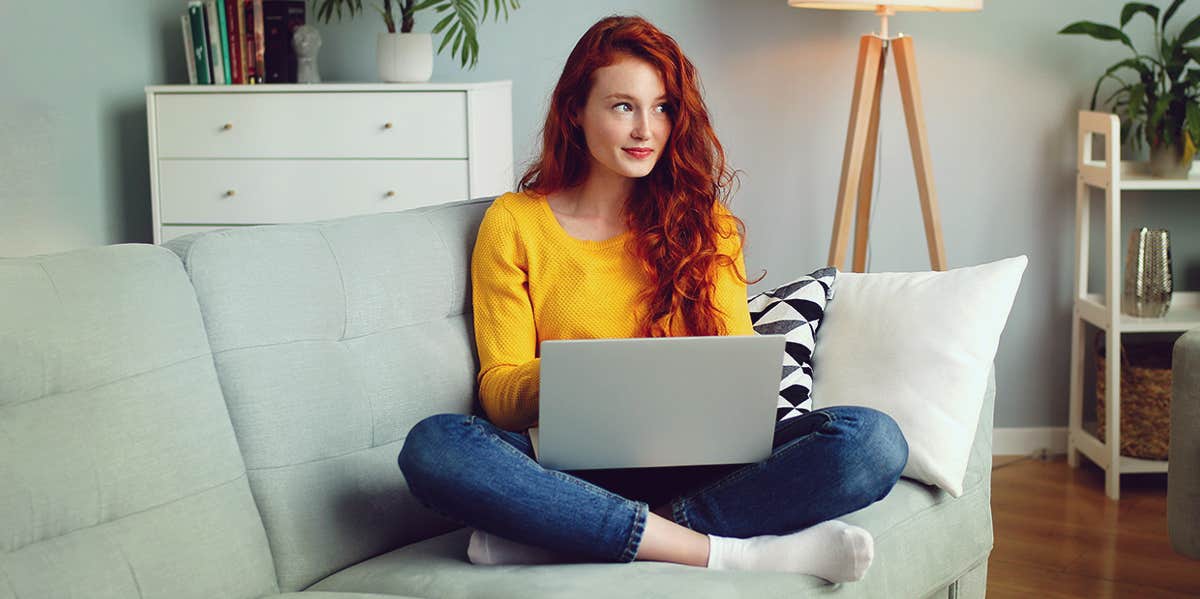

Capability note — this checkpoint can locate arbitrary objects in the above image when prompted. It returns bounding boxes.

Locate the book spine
[243,0,256,83]
[204,0,226,84]
[263,0,287,83]
[253,0,265,84]
[187,1,211,85]
[236,0,249,83]
[224,0,242,84]
[181,13,197,84]
[217,0,234,84]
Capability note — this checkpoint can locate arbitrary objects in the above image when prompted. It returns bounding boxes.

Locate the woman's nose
[631,112,650,140]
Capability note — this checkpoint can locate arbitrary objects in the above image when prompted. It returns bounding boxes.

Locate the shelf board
[1120,455,1170,473]
[1072,426,1169,473]
[1076,291,1200,332]
[1081,160,1200,190]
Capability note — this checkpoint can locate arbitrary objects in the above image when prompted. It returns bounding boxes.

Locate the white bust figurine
[293,25,322,84]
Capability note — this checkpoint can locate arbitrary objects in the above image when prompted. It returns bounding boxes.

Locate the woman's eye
[655,103,670,114]
[614,103,632,112]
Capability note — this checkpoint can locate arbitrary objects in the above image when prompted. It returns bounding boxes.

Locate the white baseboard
[992,427,1068,456]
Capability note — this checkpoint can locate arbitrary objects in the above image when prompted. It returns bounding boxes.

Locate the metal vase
[1122,227,1173,318]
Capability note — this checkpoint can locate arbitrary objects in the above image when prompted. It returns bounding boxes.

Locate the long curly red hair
[519,15,764,337]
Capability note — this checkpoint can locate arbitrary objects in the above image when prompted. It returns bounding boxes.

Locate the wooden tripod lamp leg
[829,35,885,271]
[852,43,888,273]
[892,35,948,271]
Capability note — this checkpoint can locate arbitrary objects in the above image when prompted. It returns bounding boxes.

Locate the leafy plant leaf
[1090,58,1154,108]
[1176,14,1200,48]
[1121,3,1160,29]
[1164,0,1187,31]
[1059,21,1137,53]
[1102,80,1135,107]
[314,0,518,69]
[1150,96,1170,134]
[1186,45,1200,65]
[432,12,455,34]
[1128,83,1146,126]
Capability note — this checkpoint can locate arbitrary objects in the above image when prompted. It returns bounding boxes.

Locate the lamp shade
[788,0,981,11]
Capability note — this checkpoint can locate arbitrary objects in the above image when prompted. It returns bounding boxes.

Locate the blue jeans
[398,406,907,564]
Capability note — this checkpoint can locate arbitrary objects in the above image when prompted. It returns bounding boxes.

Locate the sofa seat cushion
[308,466,991,599]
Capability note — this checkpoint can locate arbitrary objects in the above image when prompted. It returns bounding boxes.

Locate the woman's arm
[713,204,757,336]
[471,202,541,432]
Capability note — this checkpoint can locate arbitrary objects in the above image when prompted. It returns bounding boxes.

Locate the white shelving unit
[1069,111,1200,500]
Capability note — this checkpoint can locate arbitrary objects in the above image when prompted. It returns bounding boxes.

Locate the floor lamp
[789,0,982,272]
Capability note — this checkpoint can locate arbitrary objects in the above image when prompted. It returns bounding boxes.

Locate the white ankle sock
[467,528,561,565]
[706,520,874,582]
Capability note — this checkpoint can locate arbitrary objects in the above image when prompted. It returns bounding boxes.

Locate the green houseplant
[312,0,519,82]
[1060,0,1200,177]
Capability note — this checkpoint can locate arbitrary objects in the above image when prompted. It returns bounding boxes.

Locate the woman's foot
[706,520,874,583]
[467,528,561,565]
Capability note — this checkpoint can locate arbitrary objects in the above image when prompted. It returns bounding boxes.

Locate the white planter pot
[376,32,433,83]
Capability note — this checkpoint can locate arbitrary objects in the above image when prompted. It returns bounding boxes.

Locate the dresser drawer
[157,159,469,224]
[154,92,468,159]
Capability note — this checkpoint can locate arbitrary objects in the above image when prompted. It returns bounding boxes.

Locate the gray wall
[2,0,1197,429]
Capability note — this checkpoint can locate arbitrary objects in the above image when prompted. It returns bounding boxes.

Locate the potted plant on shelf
[1060,0,1200,178]
[311,0,520,83]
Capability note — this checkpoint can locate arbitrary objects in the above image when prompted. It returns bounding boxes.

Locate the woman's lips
[623,148,653,159]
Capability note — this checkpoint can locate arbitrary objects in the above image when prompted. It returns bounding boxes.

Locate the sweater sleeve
[714,205,757,337]
[471,202,541,432]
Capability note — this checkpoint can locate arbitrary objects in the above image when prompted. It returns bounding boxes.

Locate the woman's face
[576,55,672,181]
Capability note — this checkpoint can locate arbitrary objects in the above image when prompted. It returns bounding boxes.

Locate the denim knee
[829,406,909,500]
[397,413,472,491]
[855,407,908,497]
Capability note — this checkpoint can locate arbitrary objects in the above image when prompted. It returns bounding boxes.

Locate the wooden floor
[988,456,1199,598]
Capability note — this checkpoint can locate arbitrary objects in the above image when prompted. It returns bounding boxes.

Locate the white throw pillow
[810,256,1027,497]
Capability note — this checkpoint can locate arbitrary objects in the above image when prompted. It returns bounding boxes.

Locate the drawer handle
[383,122,394,129]
[224,189,237,197]
[385,190,396,198]
[222,123,233,131]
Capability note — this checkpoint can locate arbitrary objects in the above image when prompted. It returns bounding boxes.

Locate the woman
[398,15,907,583]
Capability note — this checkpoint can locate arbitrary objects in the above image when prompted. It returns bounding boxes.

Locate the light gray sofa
[1,197,994,598]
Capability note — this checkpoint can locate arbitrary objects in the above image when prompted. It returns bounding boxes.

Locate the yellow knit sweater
[470,190,756,432]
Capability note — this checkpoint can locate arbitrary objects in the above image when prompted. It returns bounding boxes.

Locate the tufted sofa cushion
[166,199,491,592]
[0,244,278,599]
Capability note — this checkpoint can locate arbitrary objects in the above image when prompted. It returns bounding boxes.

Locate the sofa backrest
[0,245,278,599]
[166,198,489,592]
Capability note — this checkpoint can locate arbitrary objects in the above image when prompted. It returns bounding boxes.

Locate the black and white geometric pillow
[747,267,837,422]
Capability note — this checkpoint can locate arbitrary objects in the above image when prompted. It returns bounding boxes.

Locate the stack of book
[181,0,306,85]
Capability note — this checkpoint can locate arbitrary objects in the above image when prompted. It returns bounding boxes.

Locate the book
[263,0,305,83]
[216,0,233,84]
[253,0,265,84]
[181,13,198,84]
[262,0,287,83]
[236,0,249,83]
[224,0,243,83]
[204,0,226,84]
[243,0,256,83]
[187,1,211,85]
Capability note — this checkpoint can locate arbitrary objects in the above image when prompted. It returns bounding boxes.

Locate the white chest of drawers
[145,82,512,243]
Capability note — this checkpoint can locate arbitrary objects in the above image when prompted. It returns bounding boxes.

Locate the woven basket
[1095,335,1173,460]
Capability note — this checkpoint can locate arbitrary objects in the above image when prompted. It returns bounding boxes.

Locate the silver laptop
[531,334,786,471]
